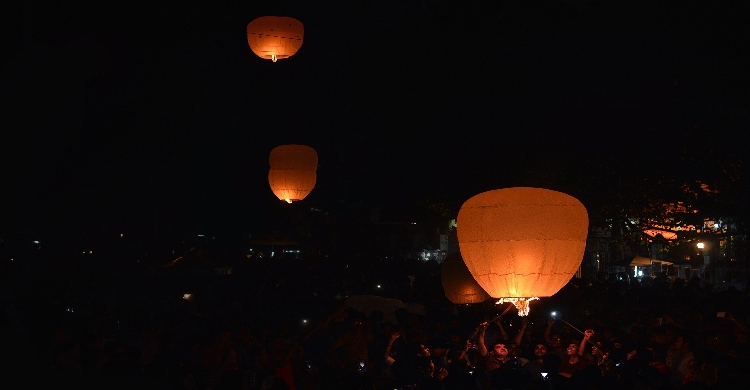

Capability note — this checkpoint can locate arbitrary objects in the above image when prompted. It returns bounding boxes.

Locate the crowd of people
[1,251,749,389]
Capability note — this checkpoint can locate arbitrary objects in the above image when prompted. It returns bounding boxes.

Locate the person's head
[507,341,522,357]
[636,347,653,363]
[215,325,233,346]
[566,340,580,356]
[448,333,464,348]
[491,342,509,359]
[447,359,470,375]
[611,337,624,350]
[425,338,450,356]
[418,343,431,357]
[400,341,430,360]
[534,341,549,359]
[350,313,366,329]
[647,345,666,363]
[736,329,748,344]
[671,332,696,353]
[414,355,435,378]
[592,339,614,357]
[549,333,564,349]
[369,310,384,324]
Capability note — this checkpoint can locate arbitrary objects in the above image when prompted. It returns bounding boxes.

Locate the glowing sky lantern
[247,16,304,62]
[268,144,318,203]
[457,187,589,316]
[441,252,491,304]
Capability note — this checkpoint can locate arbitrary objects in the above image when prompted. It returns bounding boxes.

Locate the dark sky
[3,0,749,239]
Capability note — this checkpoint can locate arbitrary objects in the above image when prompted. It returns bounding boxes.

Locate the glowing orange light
[268,144,318,203]
[247,16,304,62]
[441,252,491,304]
[457,187,589,316]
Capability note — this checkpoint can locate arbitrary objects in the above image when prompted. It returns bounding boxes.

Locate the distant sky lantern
[268,144,318,203]
[441,252,491,304]
[457,187,589,316]
[247,16,304,62]
[643,229,678,240]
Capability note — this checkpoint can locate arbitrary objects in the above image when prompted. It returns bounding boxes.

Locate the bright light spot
[697,242,705,249]
[120,233,124,238]
[376,285,381,289]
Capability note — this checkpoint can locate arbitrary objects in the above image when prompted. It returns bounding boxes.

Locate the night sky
[4,1,749,241]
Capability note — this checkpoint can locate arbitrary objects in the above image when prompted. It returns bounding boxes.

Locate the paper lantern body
[441,252,491,304]
[247,16,304,62]
[268,144,318,203]
[457,187,588,315]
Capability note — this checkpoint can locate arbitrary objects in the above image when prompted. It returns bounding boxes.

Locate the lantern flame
[497,297,539,317]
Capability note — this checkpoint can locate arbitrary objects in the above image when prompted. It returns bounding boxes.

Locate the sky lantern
[247,16,304,62]
[457,187,589,316]
[441,252,491,304]
[268,144,318,203]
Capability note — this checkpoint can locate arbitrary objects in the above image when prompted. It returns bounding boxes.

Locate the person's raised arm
[580,329,594,356]
[477,322,490,357]
[456,337,471,363]
[513,317,529,345]
[329,335,345,369]
[726,311,748,333]
[384,330,401,365]
[543,318,556,343]
[493,317,510,341]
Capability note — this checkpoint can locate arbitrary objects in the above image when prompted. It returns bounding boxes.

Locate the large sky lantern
[457,187,589,316]
[247,16,304,62]
[268,144,318,203]
[441,251,492,305]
